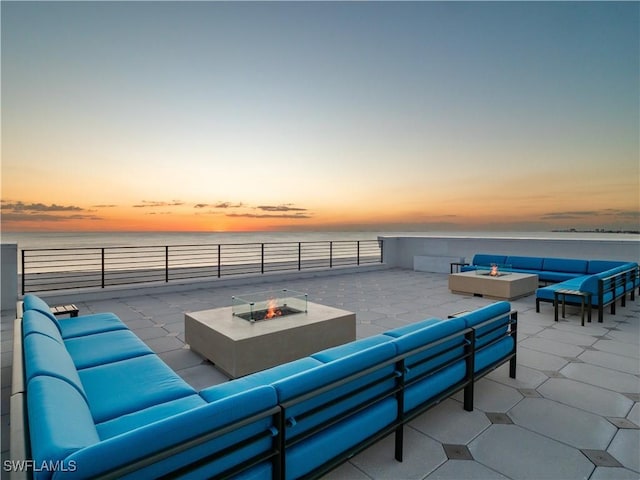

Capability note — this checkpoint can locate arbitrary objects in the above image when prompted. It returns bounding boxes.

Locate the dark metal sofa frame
[536,265,638,323]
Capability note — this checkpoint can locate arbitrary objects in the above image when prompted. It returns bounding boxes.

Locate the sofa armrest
[9,316,29,480]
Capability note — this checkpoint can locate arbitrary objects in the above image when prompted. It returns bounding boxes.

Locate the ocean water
[2,230,638,250]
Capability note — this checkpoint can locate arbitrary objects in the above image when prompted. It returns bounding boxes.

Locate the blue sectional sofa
[462,254,638,322]
[12,295,517,480]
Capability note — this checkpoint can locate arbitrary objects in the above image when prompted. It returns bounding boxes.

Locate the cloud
[92,204,117,208]
[133,200,184,208]
[226,212,312,219]
[541,209,640,220]
[540,211,597,220]
[1,201,83,212]
[257,204,307,212]
[195,202,244,209]
[1,200,103,222]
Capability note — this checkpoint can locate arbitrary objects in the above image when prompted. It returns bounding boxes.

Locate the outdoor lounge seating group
[12,295,517,480]
[461,254,638,322]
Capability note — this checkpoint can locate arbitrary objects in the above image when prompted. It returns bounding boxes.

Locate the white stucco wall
[380,235,640,273]
[1,243,18,313]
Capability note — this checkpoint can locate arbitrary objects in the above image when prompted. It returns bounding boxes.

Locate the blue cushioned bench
[462,254,638,323]
[12,295,517,480]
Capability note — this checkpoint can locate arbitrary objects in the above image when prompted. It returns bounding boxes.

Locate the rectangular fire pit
[449,270,538,300]
[185,291,355,378]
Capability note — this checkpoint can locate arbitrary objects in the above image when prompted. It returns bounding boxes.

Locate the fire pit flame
[265,298,283,319]
[490,264,499,277]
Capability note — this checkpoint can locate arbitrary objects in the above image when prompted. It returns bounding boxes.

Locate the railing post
[380,239,384,263]
[330,241,333,268]
[298,242,301,271]
[261,243,265,274]
[101,248,105,288]
[217,244,221,278]
[21,250,25,296]
[165,246,169,283]
[357,240,360,265]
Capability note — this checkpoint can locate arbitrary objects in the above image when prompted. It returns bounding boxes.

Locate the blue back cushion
[505,256,543,270]
[22,310,63,343]
[473,254,507,267]
[390,318,467,382]
[96,394,207,440]
[474,337,515,372]
[273,342,397,440]
[542,258,588,274]
[311,335,391,362]
[459,301,511,348]
[285,399,397,480]
[28,376,99,480]
[22,295,60,330]
[24,333,87,401]
[587,260,626,274]
[383,318,441,338]
[200,356,324,403]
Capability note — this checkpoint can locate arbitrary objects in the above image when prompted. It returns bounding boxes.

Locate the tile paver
[469,424,595,479]
[509,397,617,449]
[537,378,635,418]
[607,429,640,473]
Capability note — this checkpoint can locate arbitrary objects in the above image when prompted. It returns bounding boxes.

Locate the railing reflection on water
[21,239,383,294]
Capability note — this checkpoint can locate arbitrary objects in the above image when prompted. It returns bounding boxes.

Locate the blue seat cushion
[58,312,128,339]
[542,258,588,274]
[96,394,207,439]
[78,355,196,423]
[536,276,594,301]
[22,310,64,343]
[24,333,87,400]
[27,376,99,477]
[312,334,391,362]
[285,398,397,480]
[65,329,154,369]
[505,256,543,270]
[65,386,279,480]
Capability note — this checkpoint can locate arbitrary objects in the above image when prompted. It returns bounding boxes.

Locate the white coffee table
[448,270,538,300]
[185,302,355,378]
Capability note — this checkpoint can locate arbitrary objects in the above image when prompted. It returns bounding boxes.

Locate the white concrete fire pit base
[449,270,539,300]
[185,302,356,378]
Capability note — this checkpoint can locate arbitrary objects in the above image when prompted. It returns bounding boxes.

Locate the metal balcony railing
[21,239,384,294]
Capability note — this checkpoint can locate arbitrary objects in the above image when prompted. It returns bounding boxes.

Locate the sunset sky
[2,1,638,233]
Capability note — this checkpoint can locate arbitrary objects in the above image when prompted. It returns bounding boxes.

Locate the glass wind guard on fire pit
[232,289,308,322]
[476,264,512,277]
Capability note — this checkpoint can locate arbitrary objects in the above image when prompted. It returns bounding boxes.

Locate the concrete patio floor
[2,267,639,479]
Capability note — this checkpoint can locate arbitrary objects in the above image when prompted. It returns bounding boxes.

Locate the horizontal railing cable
[21,239,383,294]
